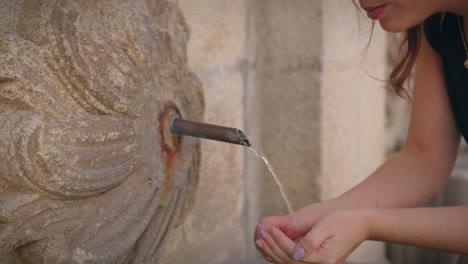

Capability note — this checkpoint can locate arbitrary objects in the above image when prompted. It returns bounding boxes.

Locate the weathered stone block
[177,0,248,72]
[247,0,323,218]
[250,0,322,71]
[249,69,322,215]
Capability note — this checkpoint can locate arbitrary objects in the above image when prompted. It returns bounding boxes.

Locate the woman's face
[358,0,438,32]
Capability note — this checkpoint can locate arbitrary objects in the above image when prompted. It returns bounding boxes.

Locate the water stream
[249,145,298,226]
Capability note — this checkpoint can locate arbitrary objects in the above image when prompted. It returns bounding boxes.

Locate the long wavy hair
[390,25,423,98]
[352,1,423,98]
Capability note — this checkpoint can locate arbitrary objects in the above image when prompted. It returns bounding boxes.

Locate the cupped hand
[254,200,339,263]
[257,208,371,264]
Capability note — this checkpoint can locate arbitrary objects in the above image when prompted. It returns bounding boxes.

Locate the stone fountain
[0,0,204,263]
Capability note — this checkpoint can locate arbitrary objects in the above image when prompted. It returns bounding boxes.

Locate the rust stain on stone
[145,0,155,14]
[158,101,181,205]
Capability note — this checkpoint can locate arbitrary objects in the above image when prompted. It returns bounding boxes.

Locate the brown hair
[389,25,423,98]
[351,0,423,98]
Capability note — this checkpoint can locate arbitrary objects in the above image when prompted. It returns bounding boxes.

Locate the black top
[425,13,468,142]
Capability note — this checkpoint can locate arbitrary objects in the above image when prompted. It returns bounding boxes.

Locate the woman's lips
[363,4,387,20]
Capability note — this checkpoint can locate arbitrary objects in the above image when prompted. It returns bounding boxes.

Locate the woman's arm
[336,32,461,209]
[255,29,463,263]
[255,32,463,264]
[368,206,468,254]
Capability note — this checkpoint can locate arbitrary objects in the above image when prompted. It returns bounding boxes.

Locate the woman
[254,1,468,263]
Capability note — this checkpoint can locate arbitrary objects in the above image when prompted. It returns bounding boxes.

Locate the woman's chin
[378,15,426,33]
[379,20,412,33]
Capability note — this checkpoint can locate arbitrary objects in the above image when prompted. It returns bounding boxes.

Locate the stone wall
[160,0,389,263]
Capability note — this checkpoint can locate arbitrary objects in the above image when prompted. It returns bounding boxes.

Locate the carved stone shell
[0,0,204,263]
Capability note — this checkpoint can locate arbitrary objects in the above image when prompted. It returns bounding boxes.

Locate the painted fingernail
[256,224,267,239]
[293,248,305,261]
[255,239,263,249]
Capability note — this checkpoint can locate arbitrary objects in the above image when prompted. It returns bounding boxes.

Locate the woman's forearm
[335,147,456,209]
[366,206,468,254]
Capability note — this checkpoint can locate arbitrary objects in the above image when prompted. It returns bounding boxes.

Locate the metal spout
[169,117,251,146]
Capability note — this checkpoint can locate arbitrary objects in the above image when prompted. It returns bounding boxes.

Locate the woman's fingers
[269,226,296,255]
[256,238,284,263]
[255,224,268,241]
[292,223,331,262]
[293,236,304,244]
[265,228,294,263]
[254,225,271,261]
[261,215,306,239]
[254,224,284,263]
[263,225,307,264]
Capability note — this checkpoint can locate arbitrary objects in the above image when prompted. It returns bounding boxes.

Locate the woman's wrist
[362,208,388,241]
[358,208,375,241]
[328,194,376,209]
[323,207,375,242]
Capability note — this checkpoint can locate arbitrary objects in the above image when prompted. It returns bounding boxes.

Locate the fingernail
[256,224,267,239]
[293,248,305,261]
[255,239,263,249]
[266,257,273,262]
